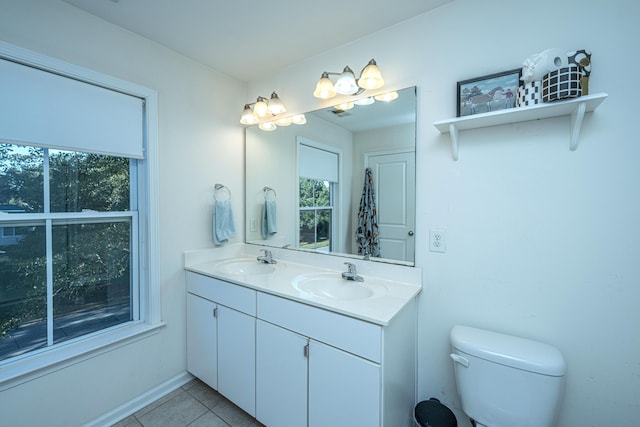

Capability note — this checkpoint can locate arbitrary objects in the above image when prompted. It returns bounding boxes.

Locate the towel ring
[214,184,231,201]
[263,186,277,201]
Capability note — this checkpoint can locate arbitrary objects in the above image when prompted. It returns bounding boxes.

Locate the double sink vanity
[184,243,422,426]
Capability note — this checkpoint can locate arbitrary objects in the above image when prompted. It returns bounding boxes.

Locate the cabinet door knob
[303,344,309,358]
[212,307,218,318]
[408,231,414,236]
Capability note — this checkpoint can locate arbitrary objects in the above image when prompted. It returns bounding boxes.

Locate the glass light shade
[374,91,398,102]
[268,92,287,115]
[358,59,384,90]
[334,66,358,95]
[276,116,292,126]
[335,102,354,111]
[259,121,277,131]
[313,73,336,99]
[291,114,306,125]
[253,99,269,117]
[354,96,375,106]
[240,104,259,125]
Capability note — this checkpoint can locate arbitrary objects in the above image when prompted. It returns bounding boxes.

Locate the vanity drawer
[257,292,382,363]
[186,271,256,316]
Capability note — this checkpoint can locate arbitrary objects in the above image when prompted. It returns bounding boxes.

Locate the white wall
[0,1,245,425]
[250,0,640,425]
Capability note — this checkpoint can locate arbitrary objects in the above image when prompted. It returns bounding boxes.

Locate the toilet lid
[451,325,566,376]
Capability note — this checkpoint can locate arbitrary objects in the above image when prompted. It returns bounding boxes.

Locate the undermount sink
[292,272,387,301]
[215,258,276,275]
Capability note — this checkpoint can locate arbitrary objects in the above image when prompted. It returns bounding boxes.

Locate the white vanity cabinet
[256,318,381,427]
[256,292,416,427]
[186,268,418,427]
[256,319,309,427]
[186,293,218,389]
[185,272,256,416]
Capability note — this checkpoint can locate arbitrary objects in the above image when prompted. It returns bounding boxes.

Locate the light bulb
[291,114,306,125]
[259,121,277,131]
[334,66,358,95]
[358,59,384,90]
[240,104,258,125]
[254,98,269,117]
[374,91,398,102]
[276,116,292,126]
[354,97,375,106]
[335,102,354,111]
[313,73,336,99]
[268,92,286,115]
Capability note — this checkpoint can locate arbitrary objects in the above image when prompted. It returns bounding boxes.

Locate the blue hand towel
[261,199,277,239]
[213,199,236,245]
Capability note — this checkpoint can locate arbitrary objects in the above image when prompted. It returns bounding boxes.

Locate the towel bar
[214,184,231,201]
[263,186,277,200]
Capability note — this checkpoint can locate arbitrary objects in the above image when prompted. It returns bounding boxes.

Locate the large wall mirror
[245,86,416,265]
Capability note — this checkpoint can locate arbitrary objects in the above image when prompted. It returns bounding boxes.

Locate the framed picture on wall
[456,68,521,117]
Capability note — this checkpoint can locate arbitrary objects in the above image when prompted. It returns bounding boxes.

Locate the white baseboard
[84,371,194,427]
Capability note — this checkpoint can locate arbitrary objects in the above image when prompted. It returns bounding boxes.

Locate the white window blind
[0,58,144,159]
[298,144,338,182]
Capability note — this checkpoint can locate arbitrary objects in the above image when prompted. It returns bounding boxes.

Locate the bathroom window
[0,145,137,361]
[0,46,159,385]
[297,141,339,253]
[299,178,334,252]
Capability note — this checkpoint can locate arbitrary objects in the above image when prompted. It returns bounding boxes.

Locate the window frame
[298,178,335,251]
[0,41,162,391]
[295,138,342,253]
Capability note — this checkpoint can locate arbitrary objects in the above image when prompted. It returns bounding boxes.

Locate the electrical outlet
[429,229,446,253]
[250,217,257,232]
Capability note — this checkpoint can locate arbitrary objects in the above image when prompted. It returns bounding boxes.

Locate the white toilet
[450,325,566,427]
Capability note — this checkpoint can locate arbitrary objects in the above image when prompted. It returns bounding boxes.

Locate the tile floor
[112,379,265,427]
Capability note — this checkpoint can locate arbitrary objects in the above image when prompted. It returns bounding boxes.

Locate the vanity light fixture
[275,116,292,126]
[251,113,307,132]
[291,114,307,125]
[313,59,384,99]
[374,91,399,102]
[258,121,278,131]
[354,96,375,106]
[239,91,287,124]
[335,102,355,111]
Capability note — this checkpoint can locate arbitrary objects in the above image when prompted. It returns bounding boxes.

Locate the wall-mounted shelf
[433,92,608,160]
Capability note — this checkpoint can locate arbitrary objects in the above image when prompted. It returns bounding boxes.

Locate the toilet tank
[450,325,566,427]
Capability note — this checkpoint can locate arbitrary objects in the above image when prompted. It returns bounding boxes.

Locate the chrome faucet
[341,262,364,282]
[257,249,276,264]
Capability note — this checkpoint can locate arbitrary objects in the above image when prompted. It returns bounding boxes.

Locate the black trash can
[414,398,457,427]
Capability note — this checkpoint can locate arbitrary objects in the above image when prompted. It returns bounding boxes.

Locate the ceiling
[63,0,451,82]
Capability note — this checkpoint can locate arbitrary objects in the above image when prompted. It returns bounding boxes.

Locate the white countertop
[184,244,422,326]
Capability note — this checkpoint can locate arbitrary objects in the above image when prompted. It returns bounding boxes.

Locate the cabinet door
[309,340,381,427]
[256,320,308,427]
[217,305,256,417]
[186,293,217,389]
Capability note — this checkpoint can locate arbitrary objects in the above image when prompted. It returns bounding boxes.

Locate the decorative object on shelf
[517,81,542,107]
[520,48,592,103]
[567,49,592,95]
[456,68,521,117]
[240,91,287,125]
[313,59,384,99]
[542,65,582,102]
[521,48,568,83]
